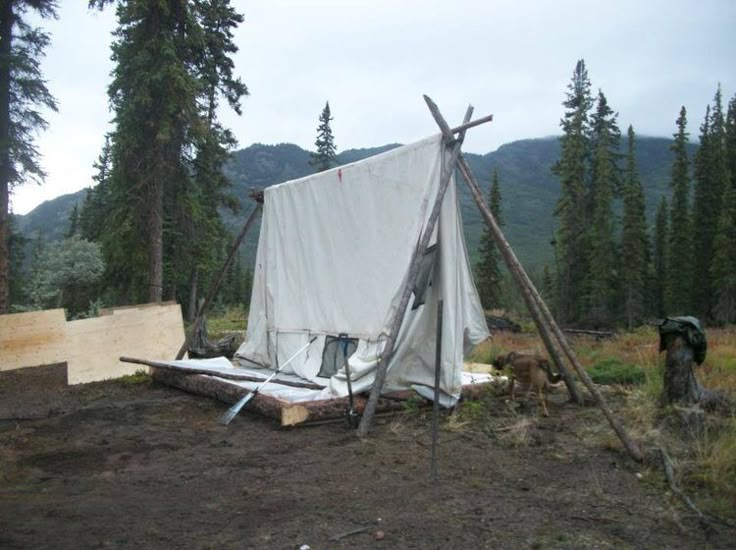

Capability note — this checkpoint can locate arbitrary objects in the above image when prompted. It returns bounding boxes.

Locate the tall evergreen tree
[665,106,693,315]
[91,0,246,305]
[711,94,736,323]
[65,204,79,238]
[692,86,728,320]
[586,91,621,326]
[171,0,247,307]
[711,181,736,324]
[475,170,504,309]
[0,0,58,313]
[552,59,592,325]
[309,101,337,172]
[620,125,649,328]
[653,197,669,318]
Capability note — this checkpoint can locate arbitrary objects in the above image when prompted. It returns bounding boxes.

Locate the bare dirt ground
[1,369,732,549]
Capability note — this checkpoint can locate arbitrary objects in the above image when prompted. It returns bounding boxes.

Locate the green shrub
[588,358,645,385]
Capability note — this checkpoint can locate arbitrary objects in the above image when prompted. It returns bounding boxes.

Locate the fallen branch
[659,446,710,531]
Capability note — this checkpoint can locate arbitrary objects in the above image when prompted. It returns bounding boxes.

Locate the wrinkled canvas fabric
[236,134,488,399]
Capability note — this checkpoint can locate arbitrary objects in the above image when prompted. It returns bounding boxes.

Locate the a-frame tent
[236,133,489,403]
[131,96,642,463]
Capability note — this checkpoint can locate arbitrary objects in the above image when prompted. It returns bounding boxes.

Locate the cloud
[11,0,736,214]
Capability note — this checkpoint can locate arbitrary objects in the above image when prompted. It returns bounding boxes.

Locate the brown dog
[492,351,561,417]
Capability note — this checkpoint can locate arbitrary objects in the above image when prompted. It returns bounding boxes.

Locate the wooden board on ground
[0,304,185,385]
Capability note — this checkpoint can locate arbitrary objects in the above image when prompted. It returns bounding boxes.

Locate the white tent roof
[236,134,488,400]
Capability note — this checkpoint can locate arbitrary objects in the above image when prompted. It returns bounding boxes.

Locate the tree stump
[661,335,703,406]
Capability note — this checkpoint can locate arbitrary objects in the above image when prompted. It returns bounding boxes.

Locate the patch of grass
[588,358,646,385]
[690,415,736,515]
[117,369,152,386]
[401,394,426,415]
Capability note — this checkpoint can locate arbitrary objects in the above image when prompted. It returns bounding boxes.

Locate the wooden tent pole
[357,105,475,437]
[425,98,643,462]
[455,158,642,461]
[424,96,578,402]
[175,202,262,360]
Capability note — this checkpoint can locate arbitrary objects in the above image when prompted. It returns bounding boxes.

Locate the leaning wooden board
[0,304,185,384]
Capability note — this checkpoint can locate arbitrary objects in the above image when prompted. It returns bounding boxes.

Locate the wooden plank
[65,304,185,384]
[0,309,67,372]
[99,301,177,316]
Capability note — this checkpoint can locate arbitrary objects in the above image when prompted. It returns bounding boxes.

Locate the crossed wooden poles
[176,96,643,463]
[356,96,643,462]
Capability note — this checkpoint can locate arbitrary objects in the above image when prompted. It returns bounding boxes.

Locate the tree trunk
[187,267,199,322]
[147,179,164,303]
[662,335,703,405]
[0,1,13,314]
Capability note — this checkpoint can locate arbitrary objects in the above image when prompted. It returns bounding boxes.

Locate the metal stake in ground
[218,336,317,425]
[431,299,443,483]
[339,333,360,428]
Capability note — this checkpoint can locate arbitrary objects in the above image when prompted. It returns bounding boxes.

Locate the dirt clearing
[0,375,731,549]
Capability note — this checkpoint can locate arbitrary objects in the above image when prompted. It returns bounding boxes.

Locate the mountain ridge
[14,135,697,273]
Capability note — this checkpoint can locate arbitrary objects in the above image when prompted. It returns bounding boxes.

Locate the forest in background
[2,3,734,331]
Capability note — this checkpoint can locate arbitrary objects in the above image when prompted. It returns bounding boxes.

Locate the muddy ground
[0,367,732,549]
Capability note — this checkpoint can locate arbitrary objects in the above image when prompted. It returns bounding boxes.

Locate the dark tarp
[658,316,707,365]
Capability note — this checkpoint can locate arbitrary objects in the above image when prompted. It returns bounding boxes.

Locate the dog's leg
[510,378,516,401]
[539,387,549,417]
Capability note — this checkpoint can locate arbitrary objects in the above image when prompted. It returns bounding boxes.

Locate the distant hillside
[14,136,697,274]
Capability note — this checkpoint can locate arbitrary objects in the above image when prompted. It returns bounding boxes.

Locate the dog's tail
[541,359,562,384]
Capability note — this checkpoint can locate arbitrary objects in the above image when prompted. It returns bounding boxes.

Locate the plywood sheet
[66,304,185,384]
[0,309,67,372]
[0,304,185,385]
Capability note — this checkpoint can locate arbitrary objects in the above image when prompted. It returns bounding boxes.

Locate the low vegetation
[467,324,736,520]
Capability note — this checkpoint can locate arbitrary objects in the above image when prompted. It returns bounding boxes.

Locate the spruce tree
[711,181,736,323]
[620,125,649,328]
[586,91,621,327]
[0,0,58,313]
[91,0,246,305]
[665,107,693,315]
[66,204,80,238]
[475,170,504,309]
[711,94,736,323]
[692,86,728,320]
[310,101,337,172]
[552,59,592,325]
[653,197,669,318]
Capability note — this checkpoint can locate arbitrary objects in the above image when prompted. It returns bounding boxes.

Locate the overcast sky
[11,0,736,215]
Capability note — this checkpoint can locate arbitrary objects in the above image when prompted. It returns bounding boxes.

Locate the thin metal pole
[431,299,443,482]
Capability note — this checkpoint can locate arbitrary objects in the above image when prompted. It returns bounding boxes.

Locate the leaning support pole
[424,96,578,403]
[175,202,263,360]
[425,98,643,462]
[357,105,476,437]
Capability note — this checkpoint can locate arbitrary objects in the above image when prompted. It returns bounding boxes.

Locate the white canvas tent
[235,134,489,402]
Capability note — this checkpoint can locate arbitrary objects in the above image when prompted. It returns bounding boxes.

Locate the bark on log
[151,366,491,426]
